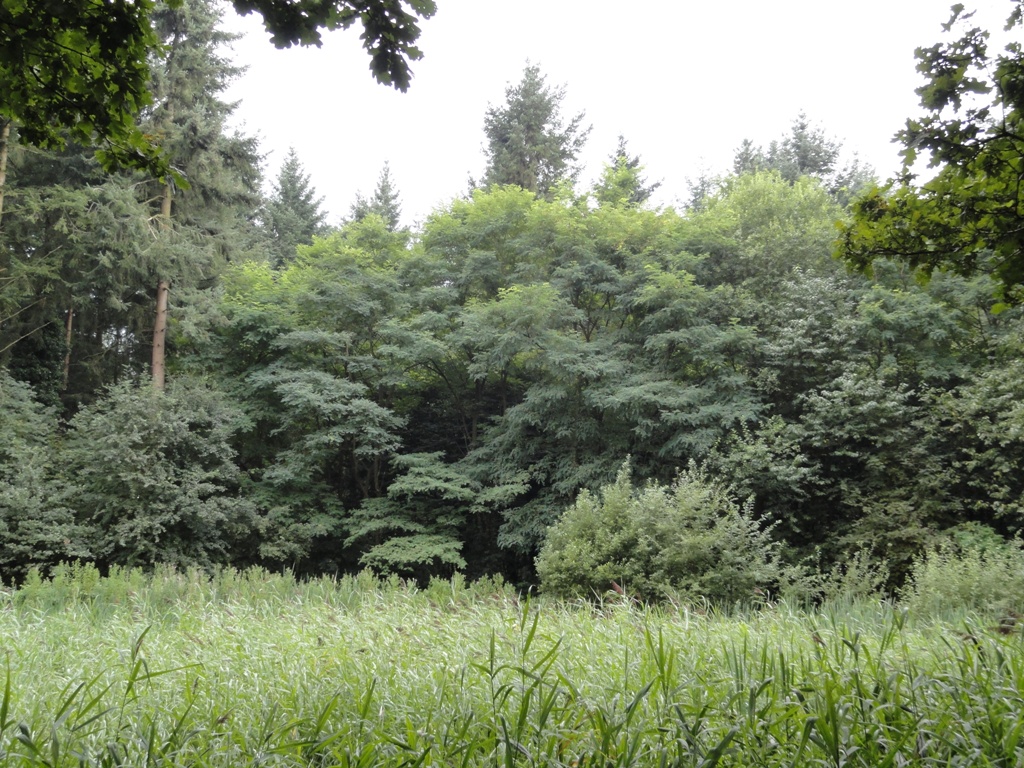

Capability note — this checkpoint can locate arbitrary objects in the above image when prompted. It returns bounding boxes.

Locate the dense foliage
[2,0,1024,603]
[535,461,785,602]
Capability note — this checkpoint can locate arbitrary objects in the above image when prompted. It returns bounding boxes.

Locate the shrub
[900,523,1024,617]
[535,461,785,604]
[0,370,83,583]
[58,378,257,569]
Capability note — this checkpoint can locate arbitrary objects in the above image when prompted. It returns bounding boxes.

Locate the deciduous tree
[838,2,1024,304]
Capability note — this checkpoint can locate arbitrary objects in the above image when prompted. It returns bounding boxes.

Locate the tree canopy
[5,2,1024,601]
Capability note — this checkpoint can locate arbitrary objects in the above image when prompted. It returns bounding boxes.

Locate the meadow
[1,564,1022,767]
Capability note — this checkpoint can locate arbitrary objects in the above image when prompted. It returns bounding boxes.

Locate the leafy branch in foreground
[0,0,436,176]
[838,2,1024,305]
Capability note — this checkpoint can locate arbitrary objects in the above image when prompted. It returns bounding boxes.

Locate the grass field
[1,563,1022,766]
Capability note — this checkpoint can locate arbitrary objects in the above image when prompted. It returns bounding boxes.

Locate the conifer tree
[349,161,403,231]
[142,0,262,389]
[593,135,661,207]
[732,138,766,176]
[732,114,874,205]
[0,139,156,411]
[263,147,328,266]
[481,64,590,199]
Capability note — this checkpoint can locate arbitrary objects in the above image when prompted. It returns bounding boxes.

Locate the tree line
[1,0,1023,597]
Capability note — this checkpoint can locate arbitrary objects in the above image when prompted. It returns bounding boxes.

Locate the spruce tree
[263,147,328,266]
[349,161,403,232]
[142,0,262,389]
[732,113,873,205]
[593,135,660,207]
[481,64,590,199]
[732,139,766,176]
[0,139,156,411]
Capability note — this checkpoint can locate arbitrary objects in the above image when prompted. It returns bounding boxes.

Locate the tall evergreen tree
[350,161,403,231]
[263,147,328,266]
[0,138,156,411]
[733,138,766,176]
[767,112,841,182]
[142,0,262,389]
[481,64,590,199]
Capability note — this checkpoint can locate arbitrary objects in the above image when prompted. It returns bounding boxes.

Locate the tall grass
[1,565,1022,766]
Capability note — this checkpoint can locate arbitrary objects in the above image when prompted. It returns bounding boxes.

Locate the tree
[680,171,845,286]
[350,161,403,231]
[142,0,263,389]
[197,221,411,572]
[0,371,82,581]
[838,3,1024,304]
[263,148,329,266]
[768,112,842,183]
[0,1,162,173]
[58,379,257,569]
[481,64,591,199]
[733,113,873,204]
[593,135,661,207]
[0,170,155,410]
[733,138,766,176]
[0,0,437,175]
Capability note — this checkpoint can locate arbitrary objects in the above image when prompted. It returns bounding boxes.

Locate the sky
[221,0,1011,228]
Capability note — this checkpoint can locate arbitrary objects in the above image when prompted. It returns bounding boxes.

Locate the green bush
[0,370,83,583]
[59,378,257,569]
[535,461,785,604]
[900,523,1024,617]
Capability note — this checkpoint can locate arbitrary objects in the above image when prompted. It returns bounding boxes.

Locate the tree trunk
[0,120,10,228]
[152,279,169,390]
[62,306,74,391]
[152,183,172,390]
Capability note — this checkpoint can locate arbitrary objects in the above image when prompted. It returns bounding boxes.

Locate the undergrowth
[0,565,1022,766]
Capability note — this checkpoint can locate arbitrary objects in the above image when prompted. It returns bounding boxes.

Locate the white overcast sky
[221,0,1011,228]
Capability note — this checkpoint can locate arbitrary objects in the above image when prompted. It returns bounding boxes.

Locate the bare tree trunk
[152,280,169,389]
[0,120,10,228]
[62,306,74,391]
[152,183,172,390]
[0,119,9,228]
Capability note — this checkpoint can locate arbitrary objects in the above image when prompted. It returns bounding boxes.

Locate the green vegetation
[0,0,436,174]
[6,4,1024,765]
[3,0,1024,603]
[536,462,786,603]
[838,2,1024,303]
[0,567,1021,767]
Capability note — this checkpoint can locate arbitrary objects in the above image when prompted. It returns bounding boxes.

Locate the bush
[59,378,257,569]
[900,523,1024,617]
[535,461,786,604]
[0,370,83,583]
